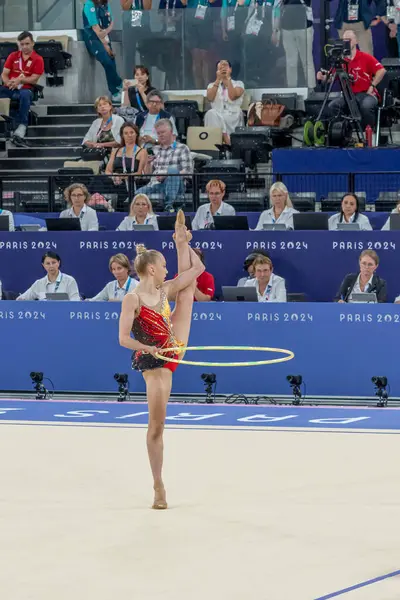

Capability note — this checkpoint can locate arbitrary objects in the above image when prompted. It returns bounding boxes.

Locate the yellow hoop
[155,346,295,367]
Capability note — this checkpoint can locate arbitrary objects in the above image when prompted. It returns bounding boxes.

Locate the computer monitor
[46,218,82,231]
[390,214,400,230]
[0,215,10,231]
[158,215,192,230]
[263,223,287,231]
[132,224,155,231]
[213,216,249,230]
[231,131,272,168]
[45,293,70,301]
[287,293,307,302]
[222,286,258,302]
[337,223,360,231]
[349,292,377,304]
[293,213,329,231]
[20,224,42,232]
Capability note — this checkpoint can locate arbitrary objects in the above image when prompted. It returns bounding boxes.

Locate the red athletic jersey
[4,50,44,89]
[196,271,215,299]
[345,50,383,95]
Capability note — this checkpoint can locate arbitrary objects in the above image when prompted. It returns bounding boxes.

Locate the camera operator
[317,30,386,129]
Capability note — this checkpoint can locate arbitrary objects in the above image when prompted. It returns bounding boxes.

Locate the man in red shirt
[318,29,386,129]
[193,249,215,302]
[0,31,44,139]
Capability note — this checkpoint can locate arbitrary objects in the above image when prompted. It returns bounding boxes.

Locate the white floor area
[0,424,399,600]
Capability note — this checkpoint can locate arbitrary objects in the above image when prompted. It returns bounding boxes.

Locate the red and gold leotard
[131,289,184,373]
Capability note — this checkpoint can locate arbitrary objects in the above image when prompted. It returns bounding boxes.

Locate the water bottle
[365,125,373,148]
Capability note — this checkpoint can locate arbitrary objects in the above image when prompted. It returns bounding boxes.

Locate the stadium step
[27,125,88,138]
[47,104,96,116]
[21,136,83,147]
[8,147,82,159]
[0,169,58,177]
[0,157,72,170]
[38,114,95,126]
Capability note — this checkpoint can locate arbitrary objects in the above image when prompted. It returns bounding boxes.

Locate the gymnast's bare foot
[152,484,168,510]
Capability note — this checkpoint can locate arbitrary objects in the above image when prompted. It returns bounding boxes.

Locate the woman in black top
[106,122,148,181]
[122,65,155,112]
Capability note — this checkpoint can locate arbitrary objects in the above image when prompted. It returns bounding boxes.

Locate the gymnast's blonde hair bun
[135,243,147,256]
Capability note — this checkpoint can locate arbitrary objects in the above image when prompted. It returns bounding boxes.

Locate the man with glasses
[135,89,177,149]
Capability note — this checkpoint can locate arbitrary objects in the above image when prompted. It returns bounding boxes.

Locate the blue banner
[1,231,400,301]
[1,301,400,396]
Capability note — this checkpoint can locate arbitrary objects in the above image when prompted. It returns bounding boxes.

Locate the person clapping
[88,253,138,301]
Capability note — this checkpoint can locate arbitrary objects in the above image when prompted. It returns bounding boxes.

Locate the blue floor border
[315,569,400,599]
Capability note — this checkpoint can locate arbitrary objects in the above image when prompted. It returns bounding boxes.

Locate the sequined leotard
[131,289,184,373]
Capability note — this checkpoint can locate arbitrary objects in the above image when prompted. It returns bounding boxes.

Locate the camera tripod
[304,65,365,147]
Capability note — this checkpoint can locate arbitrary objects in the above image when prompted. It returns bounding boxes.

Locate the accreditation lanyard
[122,145,138,173]
[347,0,359,22]
[97,116,112,136]
[48,274,63,293]
[195,0,209,20]
[387,0,396,20]
[115,277,132,298]
[143,112,160,136]
[166,0,177,20]
[135,89,145,111]
[260,282,272,301]
[227,1,240,31]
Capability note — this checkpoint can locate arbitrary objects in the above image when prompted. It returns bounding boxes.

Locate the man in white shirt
[192,179,235,230]
[17,251,80,301]
[0,208,15,231]
[244,255,286,302]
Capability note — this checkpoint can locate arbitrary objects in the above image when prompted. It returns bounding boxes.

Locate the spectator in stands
[88,253,138,301]
[273,0,316,90]
[333,0,385,54]
[16,251,80,301]
[123,65,155,112]
[193,249,215,301]
[381,199,400,230]
[335,249,387,302]
[60,184,99,231]
[106,122,148,184]
[116,193,159,230]
[83,96,124,151]
[328,193,372,230]
[318,30,386,129]
[0,31,44,139]
[192,179,235,230]
[244,255,287,302]
[0,208,15,231]
[83,0,123,102]
[135,90,177,149]
[135,119,193,211]
[255,182,298,230]
[237,250,271,286]
[205,60,245,144]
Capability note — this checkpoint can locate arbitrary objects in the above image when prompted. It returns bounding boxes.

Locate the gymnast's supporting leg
[171,210,204,346]
[143,367,172,509]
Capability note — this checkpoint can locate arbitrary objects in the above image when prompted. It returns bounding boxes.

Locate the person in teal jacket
[83,0,123,101]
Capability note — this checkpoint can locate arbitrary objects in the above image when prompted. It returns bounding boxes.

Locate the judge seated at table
[334,249,387,303]
[381,200,400,230]
[328,193,372,231]
[244,256,287,302]
[254,182,298,230]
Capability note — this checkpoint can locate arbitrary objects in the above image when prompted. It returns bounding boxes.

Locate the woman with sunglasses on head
[116,194,158,230]
[119,210,205,510]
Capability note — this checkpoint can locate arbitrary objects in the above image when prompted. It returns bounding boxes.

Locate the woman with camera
[122,65,155,112]
[328,193,372,230]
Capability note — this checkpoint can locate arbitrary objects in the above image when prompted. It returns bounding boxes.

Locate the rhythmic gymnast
[119,210,205,510]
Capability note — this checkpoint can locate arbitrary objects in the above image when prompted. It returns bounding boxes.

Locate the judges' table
[1,301,399,397]
[1,231,400,301]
